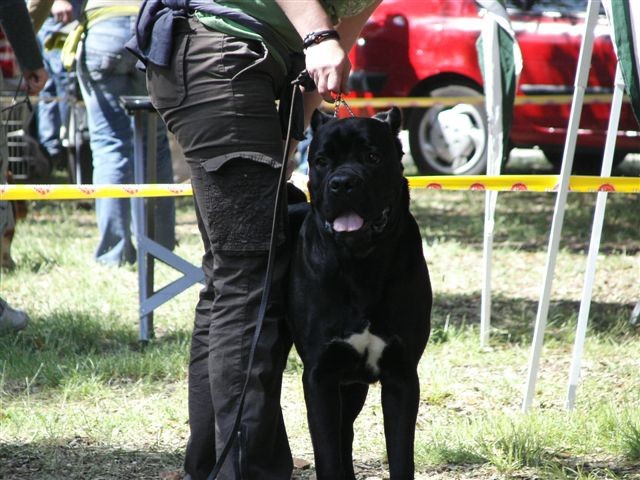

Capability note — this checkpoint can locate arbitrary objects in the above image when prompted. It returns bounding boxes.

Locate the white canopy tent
[520,0,640,411]
[565,0,640,410]
[475,0,522,348]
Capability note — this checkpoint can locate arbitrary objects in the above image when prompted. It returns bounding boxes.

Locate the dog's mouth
[331,212,364,232]
[324,208,391,235]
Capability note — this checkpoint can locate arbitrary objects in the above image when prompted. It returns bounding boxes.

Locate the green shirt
[197,0,377,72]
[320,0,378,21]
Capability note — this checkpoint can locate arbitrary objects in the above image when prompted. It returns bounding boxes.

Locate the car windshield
[505,0,592,15]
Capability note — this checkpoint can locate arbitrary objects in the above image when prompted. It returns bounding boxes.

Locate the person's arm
[1,0,48,94]
[280,1,382,176]
[275,0,349,101]
[27,0,56,32]
[299,1,383,126]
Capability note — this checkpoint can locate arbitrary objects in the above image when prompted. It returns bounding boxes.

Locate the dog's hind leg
[381,370,420,479]
[339,383,369,480]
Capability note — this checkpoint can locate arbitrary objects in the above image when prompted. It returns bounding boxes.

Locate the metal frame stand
[120,95,204,342]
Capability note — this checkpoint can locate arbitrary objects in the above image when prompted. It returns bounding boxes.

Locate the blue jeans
[37,17,70,159]
[78,15,175,266]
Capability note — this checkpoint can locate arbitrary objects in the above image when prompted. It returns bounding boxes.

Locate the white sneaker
[0,298,29,331]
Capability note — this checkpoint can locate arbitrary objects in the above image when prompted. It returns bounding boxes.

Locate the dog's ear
[373,107,402,137]
[310,108,334,133]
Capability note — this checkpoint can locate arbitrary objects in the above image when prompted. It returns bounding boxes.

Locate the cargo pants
[145,16,294,480]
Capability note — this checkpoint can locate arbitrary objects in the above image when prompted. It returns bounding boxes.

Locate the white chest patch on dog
[345,327,387,375]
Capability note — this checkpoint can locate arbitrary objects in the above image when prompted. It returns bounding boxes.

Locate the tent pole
[565,64,624,410]
[480,18,502,348]
[522,0,601,412]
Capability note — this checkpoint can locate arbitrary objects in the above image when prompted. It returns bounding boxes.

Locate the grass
[1,153,639,479]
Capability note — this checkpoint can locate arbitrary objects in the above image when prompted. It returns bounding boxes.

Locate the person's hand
[23,67,48,95]
[51,0,75,24]
[304,39,351,102]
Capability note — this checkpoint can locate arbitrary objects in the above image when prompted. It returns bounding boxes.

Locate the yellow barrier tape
[4,93,622,108]
[408,175,640,193]
[0,183,193,201]
[1,176,638,201]
[322,93,625,109]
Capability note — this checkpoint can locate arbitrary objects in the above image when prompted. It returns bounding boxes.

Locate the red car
[347,0,638,175]
[0,27,18,80]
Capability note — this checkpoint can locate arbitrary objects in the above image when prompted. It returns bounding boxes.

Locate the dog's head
[307,107,408,247]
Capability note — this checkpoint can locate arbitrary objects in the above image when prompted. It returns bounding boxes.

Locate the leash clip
[333,93,356,118]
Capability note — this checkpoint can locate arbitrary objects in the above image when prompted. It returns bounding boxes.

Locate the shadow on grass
[431,292,638,345]
[1,292,636,395]
[3,310,189,354]
[411,188,640,254]
[0,440,386,480]
[3,439,637,480]
[0,310,191,394]
[417,452,640,480]
[0,440,182,480]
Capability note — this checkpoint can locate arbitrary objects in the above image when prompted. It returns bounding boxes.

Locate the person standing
[78,0,175,266]
[0,0,49,331]
[128,1,381,478]
[34,0,83,172]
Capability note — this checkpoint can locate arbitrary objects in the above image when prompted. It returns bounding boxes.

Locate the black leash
[206,72,309,480]
[1,75,33,120]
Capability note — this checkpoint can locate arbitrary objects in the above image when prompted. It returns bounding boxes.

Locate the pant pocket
[200,158,285,253]
[221,35,268,81]
[146,30,189,109]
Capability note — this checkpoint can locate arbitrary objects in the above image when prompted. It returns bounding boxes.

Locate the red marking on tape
[469,183,485,191]
[122,185,140,195]
[597,183,615,192]
[168,185,186,194]
[426,183,442,190]
[511,183,528,191]
[79,186,97,195]
[34,186,52,196]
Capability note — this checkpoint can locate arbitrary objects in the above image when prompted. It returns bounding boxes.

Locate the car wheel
[408,84,488,175]
[543,149,625,175]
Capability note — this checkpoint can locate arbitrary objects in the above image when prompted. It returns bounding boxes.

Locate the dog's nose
[329,175,358,195]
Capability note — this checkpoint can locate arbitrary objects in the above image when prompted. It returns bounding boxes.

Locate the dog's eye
[365,152,382,165]
[314,156,328,168]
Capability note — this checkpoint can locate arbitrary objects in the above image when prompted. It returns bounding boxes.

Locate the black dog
[288,107,432,479]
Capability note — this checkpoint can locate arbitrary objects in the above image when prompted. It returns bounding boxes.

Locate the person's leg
[77,16,141,265]
[183,192,217,479]
[147,19,292,480]
[188,158,292,480]
[36,18,68,167]
[209,249,292,480]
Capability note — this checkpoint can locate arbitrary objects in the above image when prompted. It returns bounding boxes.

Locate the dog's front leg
[381,370,420,479]
[302,369,345,480]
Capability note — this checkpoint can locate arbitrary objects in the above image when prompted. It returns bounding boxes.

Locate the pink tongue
[332,212,364,232]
